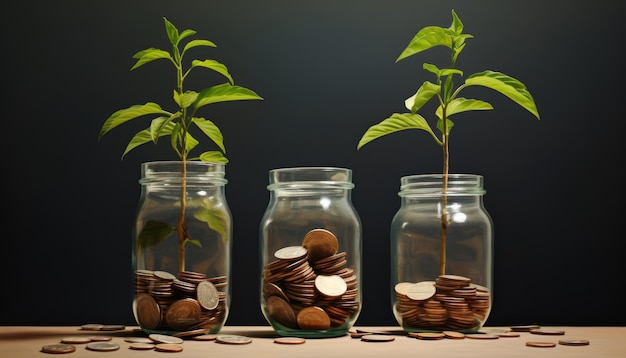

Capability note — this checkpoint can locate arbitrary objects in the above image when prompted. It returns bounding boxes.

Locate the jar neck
[398,174,485,197]
[267,167,354,191]
[139,161,227,186]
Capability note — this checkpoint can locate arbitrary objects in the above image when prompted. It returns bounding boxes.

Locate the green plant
[357,9,539,275]
[98,17,263,272]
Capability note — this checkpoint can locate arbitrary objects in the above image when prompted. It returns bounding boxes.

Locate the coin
[411,332,445,340]
[275,246,308,260]
[406,282,436,301]
[530,328,565,335]
[192,334,218,341]
[443,331,465,339]
[274,337,306,345]
[267,295,297,329]
[197,280,219,310]
[172,328,209,338]
[510,325,540,332]
[100,324,126,331]
[296,306,331,330]
[80,324,104,331]
[315,274,347,297]
[361,335,395,342]
[165,298,202,331]
[155,343,183,352]
[86,342,120,351]
[558,339,590,346]
[88,336,112,342]
[60,336,91,344]
[149,334,184,344]
[216,335,253,344]
[154,270,177,281]
[125,337,154,344]
[466,333,499,340]
[497,332,520,338]
[129,342,155,350]
[526,341,556,348]
[302,228,339,261]
[41,343,76,354]
[134,293,162,330]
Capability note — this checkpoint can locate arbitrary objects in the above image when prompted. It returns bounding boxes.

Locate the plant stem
[439,109,450,276]
[177,159,187,274]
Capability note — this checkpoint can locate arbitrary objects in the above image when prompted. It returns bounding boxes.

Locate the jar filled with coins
[391,174,493,333]
[260,167,362,338]
[132,161,231,335]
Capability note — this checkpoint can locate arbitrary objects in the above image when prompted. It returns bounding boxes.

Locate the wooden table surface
[1,325,624,357]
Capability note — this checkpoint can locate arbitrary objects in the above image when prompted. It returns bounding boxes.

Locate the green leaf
[137,220,173,251]
[189,59,234,85]
[177,29,197,45]
[449,9,464,35]
[174,90,198,109]
[194,83,263,109]
[185,239,202,249]
[130,48,172,70]
[435,98,493,119]
[122,119,174,158]
[182,39,217,56]
[150,116,175,142]
[436,117,455,136]
[465,70,540,119]
[99,103,169,139]
[192,117,226,153]
[199,151,229,164]
[185,132,199,154]
[404,81,441,113]
[357,113,441,149]
[163,17,179,45]
[396,26,452,62]
[193,204,230,244]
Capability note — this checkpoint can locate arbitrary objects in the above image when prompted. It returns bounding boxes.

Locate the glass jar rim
[399,173,485,196]
[139,160,227,185]
[267,167,354,190]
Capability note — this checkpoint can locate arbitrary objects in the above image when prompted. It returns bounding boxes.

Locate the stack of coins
[133,269,227,333]
[394,274,490,331]
[262,228,359,330]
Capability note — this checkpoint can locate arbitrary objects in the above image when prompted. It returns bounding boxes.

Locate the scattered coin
[192,334,218,341]
[86,342,120,351]
[129,342,155,350]
[350,332,371,338]
[88,336,113,342]
[274,337,306,344]
[149,333,184,344]
[216,334,253,345]
[510,325,541,332]
[410,332,445,340]
[443,331,465,339]
[530,328,565,335]
[100,324,126,331]
[173,328,209,338]
[60,337,91,344]
[361,335,395,342]
[155,343,183,352]
[526,341,556,348]
[80,324,104,331]
[558,339,590,346]
[497,332,521,338]
[465,333,499,340]
[125,337,154,344]
[41,343,76,354]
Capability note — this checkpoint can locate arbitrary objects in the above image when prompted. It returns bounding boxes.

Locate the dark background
[3,1,624,327]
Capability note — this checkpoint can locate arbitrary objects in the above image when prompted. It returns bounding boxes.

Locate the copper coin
[466,333,499,340]
[89,336,113,342]
[302,229,339,261]
[100,324,126,331]
[296,306,331,330]
[274,337,306,345]
[133,293,162,330]
[510,325,540,332]
[155,343,183,352]
[41,344,76,354]
[129,342,155,350]
[216,335,253,344]
[125,337,154,344]
[60,337,91,344]
[558,339,590,346]
[526,341,556,348]
[197,280,220,310]
[411,332,445,340]
[530,328,565,335]
[361,335,395,342]
[443,331,465,339]
[267,295,297,328]
[86,342,120,351]
[497,332,521,338]
[80,324,104,331]
[165,298,202,330]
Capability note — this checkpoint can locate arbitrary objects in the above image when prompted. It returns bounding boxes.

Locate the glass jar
[259,167,362,338]
[132,161,231,335]
[391,174,493,333]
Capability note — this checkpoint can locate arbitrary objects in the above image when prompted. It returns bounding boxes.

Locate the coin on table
[302,229,339,261]
[41,343,76,354]
[530,328,565,335]
[465,333,499,340]
[315,274,347,297]
[497,332,520,338]
[411,332,446,340]
[526,341,556,348]
[125,337,154,344]
[296,306,331,330]
[274,246,308,260]
[129,342,155,350]
[149,334,184,344]
[100,324,125,331]
[510,325,540,332]
[192,334,218,341]
[559,339,590,346]
[361,335,395,342]
[443,331,466,339]
[133,293,162,330]
[406,281,436,301]
[216,335,253,345]
[155,343,183,352]
[80,324,104,331]
[197,280,220,310]
[173,328,209,338]
[86,342,120,351]
[88,336,112,342]
[274,337,306,345]
[60,336,91,344]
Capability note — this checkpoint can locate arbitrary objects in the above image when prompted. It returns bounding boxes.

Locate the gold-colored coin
[302,229,339,262]
[267,295,297,329]
[526,341,556,348]
[411,332,445,340]
[129,342,155,350]
[296,306,331,330]
[133,293,161,330]
[166,298,202,331]
[274,337,306,345]
[443,331,465,339]
[41,343,76,354]
[155,343,184,352]
[197,280,219,310]
[60,337,91,344]
[558,339,589,346]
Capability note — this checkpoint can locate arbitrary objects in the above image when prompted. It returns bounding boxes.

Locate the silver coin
[125,337,154,344]
[86,342,120,351]
[149,333,184,344]
[197,281,219,310]
[274,246,307,260]
[216,334,252,345]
